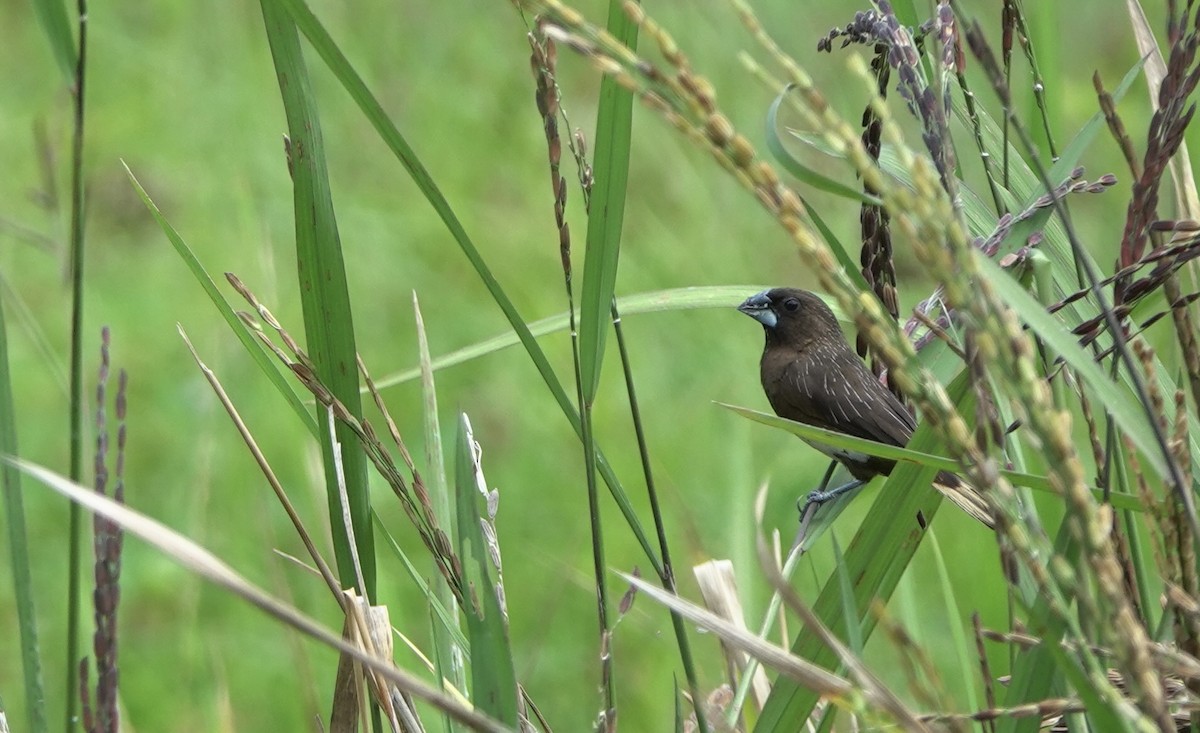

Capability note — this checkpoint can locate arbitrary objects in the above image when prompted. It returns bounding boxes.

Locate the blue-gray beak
[738,290,777,329]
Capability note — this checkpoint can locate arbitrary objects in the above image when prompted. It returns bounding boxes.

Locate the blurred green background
[0,0,1179,729]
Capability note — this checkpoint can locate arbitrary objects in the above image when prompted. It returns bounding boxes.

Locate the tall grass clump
[6,0,1200,731]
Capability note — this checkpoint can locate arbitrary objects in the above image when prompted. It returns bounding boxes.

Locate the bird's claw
[795,479,866,522]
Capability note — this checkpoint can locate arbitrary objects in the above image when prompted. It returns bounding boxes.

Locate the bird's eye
[783,298,800,312]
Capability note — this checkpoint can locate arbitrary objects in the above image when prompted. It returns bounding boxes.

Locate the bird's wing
[933,472,996,528]
[778,344,915,448]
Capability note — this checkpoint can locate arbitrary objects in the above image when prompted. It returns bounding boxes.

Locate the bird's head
[737,288,844,347]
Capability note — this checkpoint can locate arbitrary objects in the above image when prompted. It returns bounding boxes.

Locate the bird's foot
[797,479,866,517]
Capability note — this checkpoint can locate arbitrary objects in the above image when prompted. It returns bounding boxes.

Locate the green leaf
[455,414,519,725]
[31,0,75,81]
[927,529,979,713]
[975,252,1169,480]
[0,282,49,733]
[373,286,783,391]
[766,93,881,204]
[414,292,467,730]
[373,513,467,653]
[578,0,638,403]
[719,402,1141,511]
[831,537,861,654]
[269,0,667,576]
[754,375,968,730]
[259,0,374,593]
[798,198,873,293]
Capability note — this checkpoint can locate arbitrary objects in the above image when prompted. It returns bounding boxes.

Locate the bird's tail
[932,471,996,528]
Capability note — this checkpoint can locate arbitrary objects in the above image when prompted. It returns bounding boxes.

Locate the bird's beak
[737,291,777,328]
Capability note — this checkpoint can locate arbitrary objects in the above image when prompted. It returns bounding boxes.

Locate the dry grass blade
[615,572,855,701]
[331,589,421,733]
[325,404,371,604]
[693,560,770,712]
[8,458,510,733]
[226,272,467,605]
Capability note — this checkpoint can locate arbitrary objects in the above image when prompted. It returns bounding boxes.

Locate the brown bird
[738,287,993,527]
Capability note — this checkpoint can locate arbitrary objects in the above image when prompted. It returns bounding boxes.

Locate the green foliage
[259,0,376,595]
[6,0,1200,731]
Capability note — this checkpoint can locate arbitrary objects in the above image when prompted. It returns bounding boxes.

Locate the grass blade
[926,529,979,714]
[269,0,666,578]
[373,514,468,653]
[125,163,318,438]
[31,0,75,80]
[414,293,467,729]
[259,0,375,594]
[454,414,519,725]
[577,0,637,404]
[975,252,1173,479]
[766,91,880,204]
[574,3,639,707]
[0,290,49,733]
[64,8,89,727]
[9,457,510,733]
[374,285,778,391]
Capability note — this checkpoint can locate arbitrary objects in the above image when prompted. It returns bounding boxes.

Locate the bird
[737,287,994,528]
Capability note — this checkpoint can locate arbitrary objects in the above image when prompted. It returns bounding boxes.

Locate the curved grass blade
[124,163,318,438]
[797,198,872,293]
[719,402,1141,511]
[373,285,781,390]
[260,0,374,593]
[766,91,882,205]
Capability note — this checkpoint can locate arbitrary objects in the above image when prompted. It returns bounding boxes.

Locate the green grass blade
[766,94,880,205]
[927,529,979,713]
[455,414,519,725]
[259,0,374,594]
[269,0,667,576]
[754,375,966,730]
[31,0,75,80]
[831,537,861,654]
[414,293,467,730]
[797,199,872,293]
[719,403,1141,511]
[975,252,1169,479]
[124,163,318,438]
[577,0,637,404]
[0,290,49,733]
[374,286,778,391]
